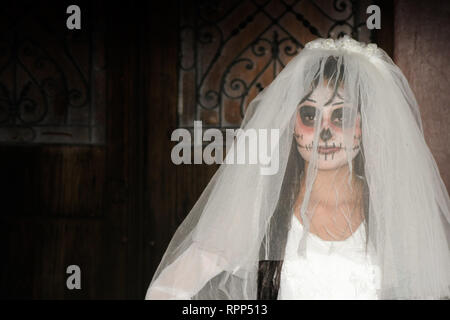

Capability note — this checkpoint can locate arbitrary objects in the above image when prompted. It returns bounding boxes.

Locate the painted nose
[320,128,332,142]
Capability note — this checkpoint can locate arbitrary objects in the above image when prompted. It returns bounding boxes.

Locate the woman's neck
[299,162,362,205]
[294,162,365,240]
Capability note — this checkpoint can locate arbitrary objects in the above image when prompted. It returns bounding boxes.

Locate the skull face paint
[294,84,361,170]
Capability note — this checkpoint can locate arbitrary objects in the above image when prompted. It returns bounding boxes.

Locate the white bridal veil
[146,36,450,300]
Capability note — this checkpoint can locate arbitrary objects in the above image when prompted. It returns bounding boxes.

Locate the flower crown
[304,35,383,61]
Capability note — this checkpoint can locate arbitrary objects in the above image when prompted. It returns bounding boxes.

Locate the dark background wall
[393,0,450,191]
[0,0,448,299]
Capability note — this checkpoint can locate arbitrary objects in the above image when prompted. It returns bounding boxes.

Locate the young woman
[146,36,450,300]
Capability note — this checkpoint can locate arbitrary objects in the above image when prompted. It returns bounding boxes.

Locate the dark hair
[257,56,369,299]
[257,138,303,299]
[299,55,345,105]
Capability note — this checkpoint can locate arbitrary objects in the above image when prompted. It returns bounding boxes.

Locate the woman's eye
[331,107,355,128]
[330,110,342,127]
[299,106,317,127]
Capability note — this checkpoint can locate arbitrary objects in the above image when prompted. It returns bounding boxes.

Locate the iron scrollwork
[178,0,374,129]
[0,3,105,144]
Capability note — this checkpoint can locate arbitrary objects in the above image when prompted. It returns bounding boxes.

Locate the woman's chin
[317,161,347,171]
[316,155,348,170]
[300,149,359,171]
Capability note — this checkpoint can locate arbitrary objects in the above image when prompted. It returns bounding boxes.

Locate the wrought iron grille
[178,0,374,130]
[0,2,105,144]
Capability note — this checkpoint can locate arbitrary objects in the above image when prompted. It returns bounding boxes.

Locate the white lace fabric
[278,214,381,300]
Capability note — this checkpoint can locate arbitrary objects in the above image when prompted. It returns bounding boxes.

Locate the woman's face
[294,84,361,170]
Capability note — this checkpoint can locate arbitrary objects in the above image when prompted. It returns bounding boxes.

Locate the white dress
[277,214,381,300]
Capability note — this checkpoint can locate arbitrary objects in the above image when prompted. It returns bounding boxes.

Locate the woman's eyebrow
[306,98,316,102]
[332,101,344,106]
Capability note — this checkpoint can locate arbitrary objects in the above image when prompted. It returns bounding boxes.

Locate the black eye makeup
[298,106,317,127]
[299,105,358,129]
[331,107,356,128]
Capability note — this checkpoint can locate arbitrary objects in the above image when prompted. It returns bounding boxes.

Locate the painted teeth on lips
[318,146,341,154]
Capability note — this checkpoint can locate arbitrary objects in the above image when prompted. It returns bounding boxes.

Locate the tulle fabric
[145,36,450,300]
